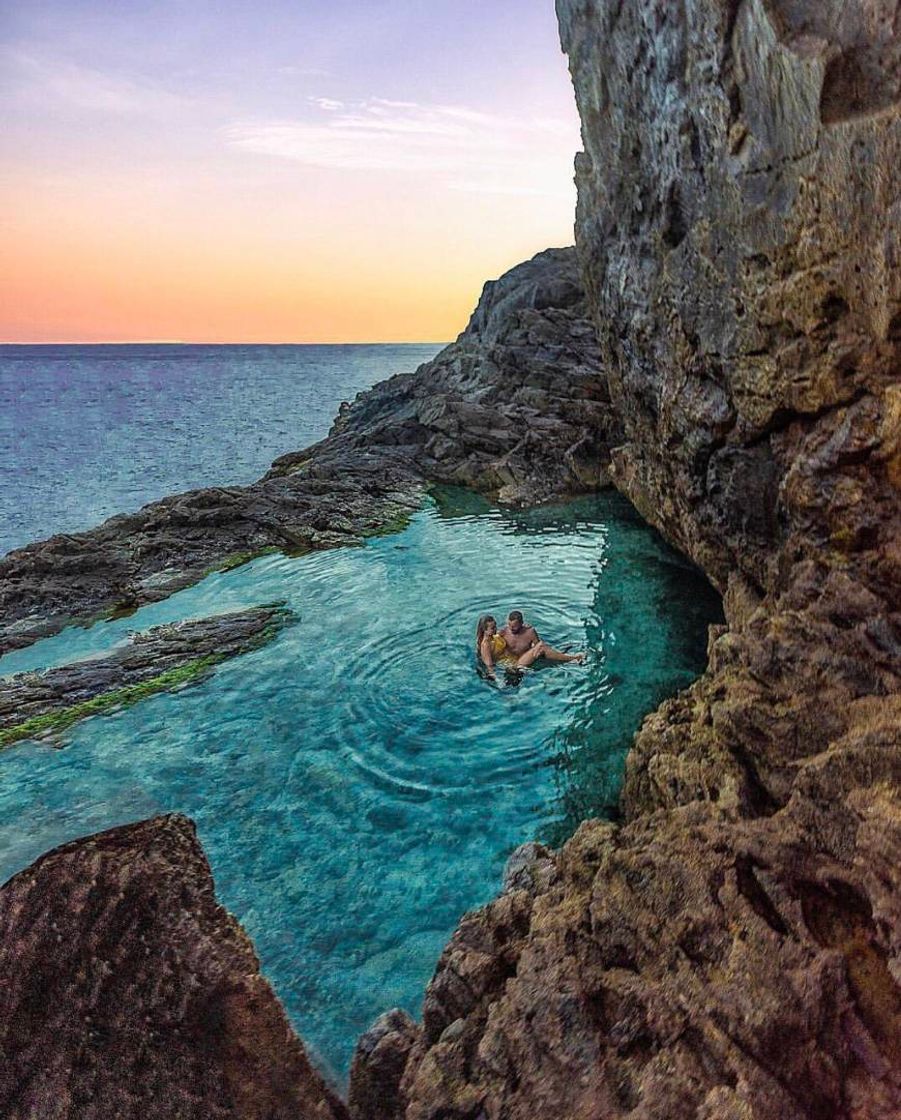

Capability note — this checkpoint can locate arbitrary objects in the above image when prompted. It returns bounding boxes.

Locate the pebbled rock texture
[346,1,901,1117]
[0,814,347,1120]
[0,248,611,657]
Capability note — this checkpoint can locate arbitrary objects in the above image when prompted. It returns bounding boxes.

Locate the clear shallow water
[0,343,442,557]
[0,487,721,1082]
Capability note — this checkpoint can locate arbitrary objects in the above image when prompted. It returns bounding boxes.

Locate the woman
[476,614,506,680]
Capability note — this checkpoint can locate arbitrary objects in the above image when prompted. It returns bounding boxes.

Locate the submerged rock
[0,814,347,1120]
[0,248,611,656]
[0,604,291,748]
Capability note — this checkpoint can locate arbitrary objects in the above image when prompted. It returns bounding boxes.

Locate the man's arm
[527,626,541,648]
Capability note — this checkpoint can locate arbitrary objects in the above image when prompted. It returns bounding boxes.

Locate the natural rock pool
[0,487,721,1081]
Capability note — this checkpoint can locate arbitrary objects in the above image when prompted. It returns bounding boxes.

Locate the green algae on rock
[0,604,291,749]
[0,656,222,749]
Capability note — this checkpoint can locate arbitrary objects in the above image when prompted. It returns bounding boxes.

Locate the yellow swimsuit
[490,634,507,656]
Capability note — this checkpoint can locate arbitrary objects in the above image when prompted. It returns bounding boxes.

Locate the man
[498,610,585,668]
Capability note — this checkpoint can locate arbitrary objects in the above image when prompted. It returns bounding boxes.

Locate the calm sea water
[0,487,720,1082]
[0,343,442,557]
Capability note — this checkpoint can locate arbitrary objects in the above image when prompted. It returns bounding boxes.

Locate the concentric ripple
[0,487,721,1082]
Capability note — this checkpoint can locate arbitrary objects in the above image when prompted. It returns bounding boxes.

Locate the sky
[1,1,582,343]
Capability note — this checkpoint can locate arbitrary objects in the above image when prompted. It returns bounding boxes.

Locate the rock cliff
[1,2,899,1117]
[344,2,900,1117]
[0,815,347,1120]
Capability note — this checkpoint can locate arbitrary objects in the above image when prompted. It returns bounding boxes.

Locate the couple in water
[476,610,585,681]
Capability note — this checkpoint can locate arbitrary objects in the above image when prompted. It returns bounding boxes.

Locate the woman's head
[476,614,497,645]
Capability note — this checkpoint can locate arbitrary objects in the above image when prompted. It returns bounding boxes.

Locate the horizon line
[0,339,452,347]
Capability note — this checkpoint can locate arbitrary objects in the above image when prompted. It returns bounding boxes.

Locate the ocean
[0,343,443,557]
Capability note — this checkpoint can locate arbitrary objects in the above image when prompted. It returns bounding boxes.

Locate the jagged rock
[348,1009,420,1120]
[272,247,616,505]
[0,249,612,657]
[0,604,291,747]
[0,814,347,1120]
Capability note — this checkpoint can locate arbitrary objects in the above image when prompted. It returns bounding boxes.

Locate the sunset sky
[1,1,582,343]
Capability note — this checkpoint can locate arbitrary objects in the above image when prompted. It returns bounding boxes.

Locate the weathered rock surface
[343,2,900,1117]
[348,1009,421,1120]
[269,247,615,504]
[0,248,611,657]
[0,814,347,1120]
[0,604,290,747]
[3,3,900,1117]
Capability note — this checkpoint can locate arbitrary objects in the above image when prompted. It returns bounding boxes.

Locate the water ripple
[0,488,722,1083]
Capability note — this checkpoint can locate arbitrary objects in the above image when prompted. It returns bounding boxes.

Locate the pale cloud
[2,48,190,116]
[311,97,345,112]
[222,97,580,195]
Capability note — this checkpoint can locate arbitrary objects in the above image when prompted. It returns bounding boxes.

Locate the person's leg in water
[516,640,585,668]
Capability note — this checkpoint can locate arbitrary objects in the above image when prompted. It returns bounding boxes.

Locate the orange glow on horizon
[1,4,581,344]
[3,172,578,343]
[1,184,578,344]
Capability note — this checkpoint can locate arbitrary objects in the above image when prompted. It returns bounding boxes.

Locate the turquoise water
[0,343,442,557]
[0,488,720,1081]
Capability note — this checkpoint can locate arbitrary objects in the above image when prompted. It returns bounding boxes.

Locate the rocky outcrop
[2,3,899,1117]
[0,814,347,1120]
[0,604,291,748]
[269,247,615,504]
[348,1010,421,1120]
[344,2,900,1117]
[0,248,612,657]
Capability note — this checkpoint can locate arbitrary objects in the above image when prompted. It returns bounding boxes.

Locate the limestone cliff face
[558,0,901,826]
[346,3,901,1117]
[0,815,348,1120]
[560,0,899,598]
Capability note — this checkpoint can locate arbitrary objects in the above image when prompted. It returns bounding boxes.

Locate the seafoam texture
[348,3,901,1117]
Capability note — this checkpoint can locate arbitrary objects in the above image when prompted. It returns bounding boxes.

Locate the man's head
[507,610,524,634]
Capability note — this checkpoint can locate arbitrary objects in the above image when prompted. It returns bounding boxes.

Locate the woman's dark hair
[476,614,496,649]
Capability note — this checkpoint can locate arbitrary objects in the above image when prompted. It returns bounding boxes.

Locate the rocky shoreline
[0,248,613,656]
[345,3,899,1116]
[0,1,898,1118]
[0,604,291,748]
